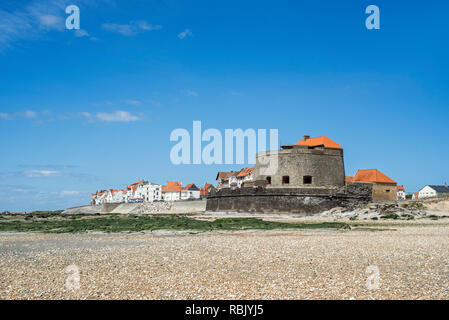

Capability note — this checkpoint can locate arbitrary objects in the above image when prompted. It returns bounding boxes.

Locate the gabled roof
[216,171,237,181]
[200,183,213,196]
[397,185,405,192]
[295,136,342,149]
[162,181,182,192]
[237,168,254,177]
[427,185,449,193]
[183,183,199,191]
[352,169,397,184]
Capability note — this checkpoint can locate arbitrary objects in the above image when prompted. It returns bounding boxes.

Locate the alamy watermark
[365,265,380,290]
[169,121,279,175]
[65,264,80,291]
[65,5,80,30]
[365,5,380,30]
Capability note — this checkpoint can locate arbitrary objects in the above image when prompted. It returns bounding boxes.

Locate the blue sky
[1,0,448,211]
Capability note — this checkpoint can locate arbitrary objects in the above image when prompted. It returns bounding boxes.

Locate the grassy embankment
[0,214,349,233]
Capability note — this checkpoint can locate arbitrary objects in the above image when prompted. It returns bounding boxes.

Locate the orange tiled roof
[345,176,353,182]
[352,169,397,184]
[200,183,213,196]
[163,181,182,192]
[295,136,342,149]
[237,168,254,177]
[397,185,405,192]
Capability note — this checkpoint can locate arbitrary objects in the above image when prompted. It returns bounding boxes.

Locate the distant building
[397,185,406,200]
[137,183,162,202]
[216,171,237,189]
[200,183,213,198]
[236,168,254,188]
[216,168,254,189]
[412,192,419,200]
[181,184,201,200]
[91,180,162,204]
[162,181,182,201]
[347,169,397,201]
[418,184,449,199]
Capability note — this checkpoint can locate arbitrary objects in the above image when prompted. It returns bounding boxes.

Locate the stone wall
[372,183,397,201]
[255,146,345,188]
[206,183,373,214]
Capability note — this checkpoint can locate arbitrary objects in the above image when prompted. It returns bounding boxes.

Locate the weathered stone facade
[254,145,345,188]
[206,183,373,214]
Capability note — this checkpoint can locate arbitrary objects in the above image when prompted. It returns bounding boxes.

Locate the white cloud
[23,170,62,178]
[126,99,142,106]
[24,110,37,118]
[0,0,104,50]
[178,29,193,39]
[58,190,81,196]
[102,20,162,36]
[185,90,198,97]
[38,14,64,30]
[0,113,9,120]
[75,29,89,37]
[95,110,141,122]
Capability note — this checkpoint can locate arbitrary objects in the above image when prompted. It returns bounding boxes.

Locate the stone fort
[206,135,374,214]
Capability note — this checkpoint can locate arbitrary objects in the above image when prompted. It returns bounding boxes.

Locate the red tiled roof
[162,181,182,192]
[295,136,342,149]
[397,185,405,192]
[345,176,353,182]
[237,168,254,177]
[352,169,397,184]
[200,183,213,196]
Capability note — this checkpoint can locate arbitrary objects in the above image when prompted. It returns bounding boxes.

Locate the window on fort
[282,176,289,184]
[303,176,312,184]
[266,176,271,184]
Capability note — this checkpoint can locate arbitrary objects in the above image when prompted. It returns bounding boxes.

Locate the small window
[303,176,312,184]
[266,176,271,185]
[282,176,290,184]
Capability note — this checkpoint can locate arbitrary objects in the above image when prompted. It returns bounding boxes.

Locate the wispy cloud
[95,110,141,122]
[178,29,193,39]
[0,0,102,50]
[125,99,142,106]
[23,170,62,178]
[184,90,198,97]
[102,20,162,36]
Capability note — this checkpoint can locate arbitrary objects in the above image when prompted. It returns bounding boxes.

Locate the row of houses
[90,180,213,205]
[216,168,254,190]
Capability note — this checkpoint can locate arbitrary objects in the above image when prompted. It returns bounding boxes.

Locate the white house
[418,185,449,199]
[137,183,162,202]
[236,168,254,187]
[181,184,201,200]
[162,181,182,201]
[396,185,406,200]
[216,168,254,189]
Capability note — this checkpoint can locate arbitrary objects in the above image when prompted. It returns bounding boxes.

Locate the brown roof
[352,169,397,184]
[216,171,237,180]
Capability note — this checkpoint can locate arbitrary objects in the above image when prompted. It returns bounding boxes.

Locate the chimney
[303,135,310,141]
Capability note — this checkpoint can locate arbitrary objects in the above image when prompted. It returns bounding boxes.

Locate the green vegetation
[0,214,350,234]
